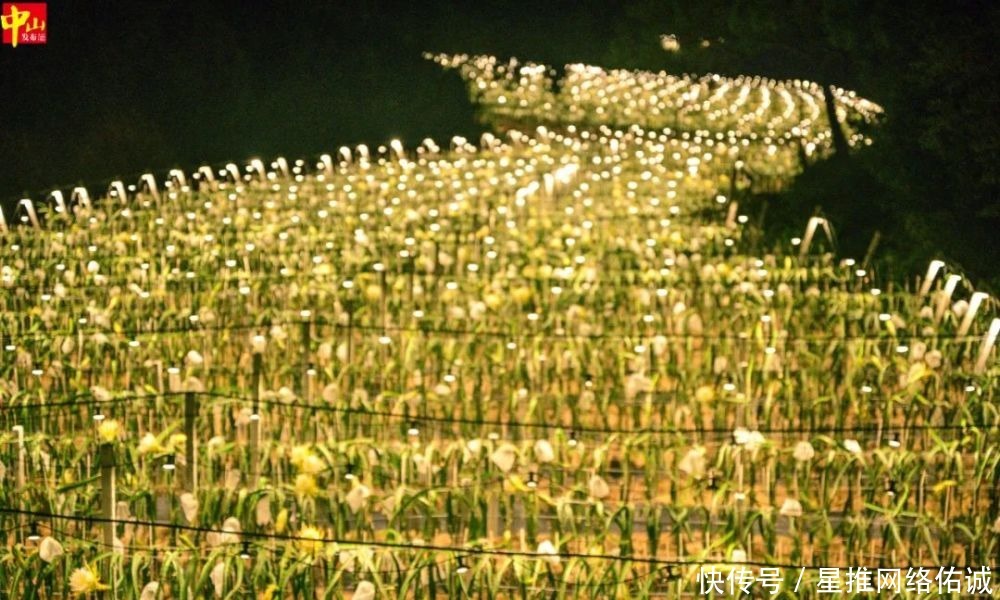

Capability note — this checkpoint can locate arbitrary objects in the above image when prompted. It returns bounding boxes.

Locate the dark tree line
[2,2,995,287]
[604,0,999,289]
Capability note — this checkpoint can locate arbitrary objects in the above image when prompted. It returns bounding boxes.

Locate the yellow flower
[298,454,325,475]
[259,585,279,600]
[97,420,121,443]
[168,433,187,450]
[511,286,532,305]
[70,564,109,594]
[695,385,715,403]
[484,293,503,310]
[289,445,311,467]
[297,526,324,554]
[274,508,288,534]
[294,473,319,498]
[137,433,164,455]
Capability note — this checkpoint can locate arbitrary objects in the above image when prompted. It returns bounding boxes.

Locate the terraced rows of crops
[0,55,997,599]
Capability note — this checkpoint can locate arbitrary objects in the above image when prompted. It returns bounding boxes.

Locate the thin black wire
[1,388,996,436]
[13,526,806,595]
[4,507,991,571]
[0,257,859,297]
[0,316,991,343]
[41,524,460,581]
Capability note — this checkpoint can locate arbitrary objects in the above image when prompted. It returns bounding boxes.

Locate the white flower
[687,313,704,335]
[588,474,610,499]
[250,335,267,354]
[793,441,815,462]
[180,493,198,523]
[353,581,376,600]
[140,582,160,600]
[269,325,287,342]
[843,439,862,455]
[712,356,729,374]
[745,431,766,452]
[732,427,751,446]
[220,517,241,545]
[924,350,942,369]
[91,385,112,402]
[138,433,162,455]
[678,446,706,478]
[256,496,272,526]
[659,33,680,52]
[490,443,517,473]
[730,549,747,563]
[322,384,338,403]
[210,562,226,597]
[346,484,372,514]
[536,540,560,565]
[732,428,766,451]
[534,439,555,463]
[39,536,64,562]
[625,372,652,400]
[651,335,669,356]
[186,350,204,366]
[779,498,803,518]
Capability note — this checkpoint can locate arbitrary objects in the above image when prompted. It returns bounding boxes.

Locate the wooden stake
[98,443,116,591]
[183,392,197,492]
[250,353,263,487]
[13,425,25,540]
[300,317,311,397]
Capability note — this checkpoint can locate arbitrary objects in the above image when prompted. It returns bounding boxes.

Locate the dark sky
[0,1,625,202]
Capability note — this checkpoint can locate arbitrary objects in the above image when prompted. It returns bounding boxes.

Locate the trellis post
[250,352,263,487]
[98,443,116,592]
[183,392,197,492]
